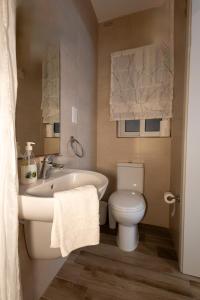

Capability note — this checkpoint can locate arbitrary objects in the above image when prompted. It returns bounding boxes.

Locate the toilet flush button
[131,192,136,195]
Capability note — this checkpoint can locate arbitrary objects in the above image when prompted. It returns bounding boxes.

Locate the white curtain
[110,44,174,121]
[0,0,21,299]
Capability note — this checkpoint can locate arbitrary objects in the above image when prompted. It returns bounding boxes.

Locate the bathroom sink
[19,169,108,222]
[26,171,107,198]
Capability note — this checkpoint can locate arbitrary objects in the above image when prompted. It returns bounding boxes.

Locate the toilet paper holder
[164,192,180,217]
[164,192,180,204]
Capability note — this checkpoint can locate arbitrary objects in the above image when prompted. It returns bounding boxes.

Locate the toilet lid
[109,190,146,212]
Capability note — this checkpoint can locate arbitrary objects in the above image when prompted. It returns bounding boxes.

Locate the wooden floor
[41,224,200,300]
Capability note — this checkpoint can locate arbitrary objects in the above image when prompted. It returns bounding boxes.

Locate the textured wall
[97,5,172,228]
[17,1,97,299]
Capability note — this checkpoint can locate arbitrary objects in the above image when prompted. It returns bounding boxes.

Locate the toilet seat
[109,190,145,212]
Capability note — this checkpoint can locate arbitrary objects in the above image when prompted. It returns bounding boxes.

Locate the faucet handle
[44,155,55,164]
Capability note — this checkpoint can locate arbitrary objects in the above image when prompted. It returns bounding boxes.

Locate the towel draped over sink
[51,185,100,256]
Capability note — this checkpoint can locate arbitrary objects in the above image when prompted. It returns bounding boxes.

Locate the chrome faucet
[39,155,54,179]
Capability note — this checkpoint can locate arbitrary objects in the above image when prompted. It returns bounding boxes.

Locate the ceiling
[91,0,165,23]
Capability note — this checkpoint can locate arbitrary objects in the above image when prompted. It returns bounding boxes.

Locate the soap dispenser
[21,142,37,185]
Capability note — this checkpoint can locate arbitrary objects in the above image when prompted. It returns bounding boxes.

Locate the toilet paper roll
[164,192,176,204]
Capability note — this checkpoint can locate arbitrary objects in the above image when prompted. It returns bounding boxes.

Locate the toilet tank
[117,163,144,193]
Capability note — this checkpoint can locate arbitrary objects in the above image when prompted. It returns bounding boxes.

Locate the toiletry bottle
[21,142,37,185]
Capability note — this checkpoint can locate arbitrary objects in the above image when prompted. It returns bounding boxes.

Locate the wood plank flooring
[40,224,200,300]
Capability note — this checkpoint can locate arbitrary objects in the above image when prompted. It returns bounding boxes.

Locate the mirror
[16,6,60,157]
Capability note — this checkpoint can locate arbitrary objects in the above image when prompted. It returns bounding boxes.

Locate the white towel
[51,185,100,257]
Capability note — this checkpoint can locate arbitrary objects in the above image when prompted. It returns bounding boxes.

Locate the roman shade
[110,44,174,121]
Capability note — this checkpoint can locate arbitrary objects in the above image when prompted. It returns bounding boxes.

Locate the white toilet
[109,163,146,252]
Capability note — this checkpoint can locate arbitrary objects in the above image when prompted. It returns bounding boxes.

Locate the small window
[125,120,140,132]
[145,119,162,132]
[118,119,170,138]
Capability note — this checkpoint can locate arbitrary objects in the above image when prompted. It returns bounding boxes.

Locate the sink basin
[26,171,107,198]
[19,168,108,222]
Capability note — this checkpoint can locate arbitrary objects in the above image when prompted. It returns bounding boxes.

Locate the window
[145,119,162,132]
[118,119,170,138]
[125,120,140,133]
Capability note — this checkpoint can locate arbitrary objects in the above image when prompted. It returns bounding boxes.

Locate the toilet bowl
[108,163,146,252]
[109,190,146,251]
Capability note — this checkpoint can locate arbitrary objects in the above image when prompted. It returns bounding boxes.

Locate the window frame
[118,119,169,138]
[118,120,140,137]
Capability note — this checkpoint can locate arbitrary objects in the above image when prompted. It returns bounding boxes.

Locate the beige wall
[60,3,97,169]
[170,0,189,259]
[97,5,172,228]
[17,1,97,299]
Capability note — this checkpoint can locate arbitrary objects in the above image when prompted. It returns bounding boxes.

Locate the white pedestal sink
[19,168,108,221]
[19,168,108,259]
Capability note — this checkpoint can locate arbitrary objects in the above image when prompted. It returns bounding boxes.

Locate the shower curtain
[0,0,21,299]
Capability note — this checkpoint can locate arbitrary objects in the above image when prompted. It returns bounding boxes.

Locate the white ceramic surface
[108,163,146,252]
[19,168,108,222]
